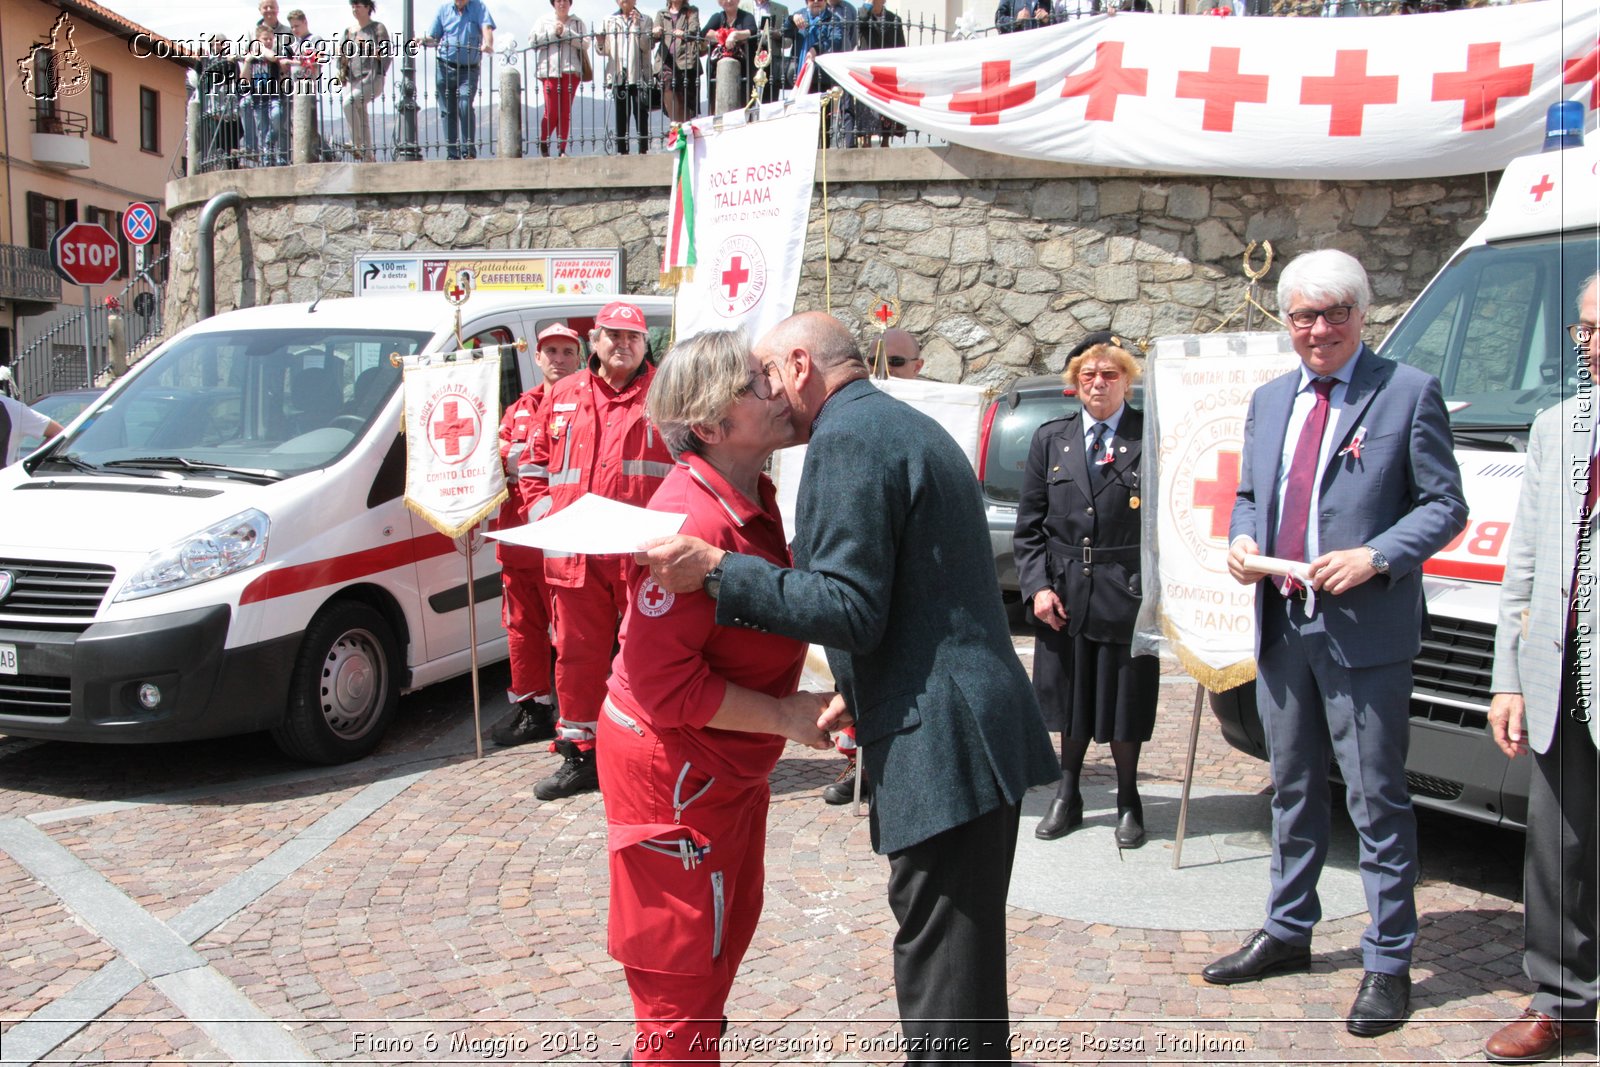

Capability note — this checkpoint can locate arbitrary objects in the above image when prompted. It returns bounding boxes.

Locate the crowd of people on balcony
[187,0,1481,169]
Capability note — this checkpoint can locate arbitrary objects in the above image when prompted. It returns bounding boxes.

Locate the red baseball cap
[594,301,648,333]
[537,323,584,346]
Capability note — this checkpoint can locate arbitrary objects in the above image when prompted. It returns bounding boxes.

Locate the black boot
[490,697,556,747]
[535,739,599,800]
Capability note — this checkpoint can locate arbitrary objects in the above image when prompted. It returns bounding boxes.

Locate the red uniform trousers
[549,554,633,750]
[500,561,553,702]
[598,708,768,1065]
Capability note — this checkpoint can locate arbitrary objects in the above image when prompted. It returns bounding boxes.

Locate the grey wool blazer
[716,378,1061,854]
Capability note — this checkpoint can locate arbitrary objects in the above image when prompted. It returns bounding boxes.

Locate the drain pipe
[197,191,244,321]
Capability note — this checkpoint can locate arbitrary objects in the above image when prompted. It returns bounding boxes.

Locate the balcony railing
[0,245,62,306]
[186,0,1486,173]
[33,107,87,137]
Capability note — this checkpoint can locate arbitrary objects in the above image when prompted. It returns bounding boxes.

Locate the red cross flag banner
[402,355,508,538]
[815,2,1598,179]
[1131,334,1300,692]
[670,98,822,339]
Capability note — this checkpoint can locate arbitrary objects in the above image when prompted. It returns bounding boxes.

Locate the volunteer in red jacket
[602,329,837,1063]
[488,323,585,746]
[526,300,674,801]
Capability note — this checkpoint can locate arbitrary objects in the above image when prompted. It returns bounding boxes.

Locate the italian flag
[660,123,697,287]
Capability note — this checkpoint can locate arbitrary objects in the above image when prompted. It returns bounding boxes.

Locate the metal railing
[33,106,87,137]
[0,245,61,305]
[14,251,169,403]
[185,0,1487,171]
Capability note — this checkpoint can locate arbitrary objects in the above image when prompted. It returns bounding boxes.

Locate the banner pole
[466,528,484,760]
[1172,683,1205,870]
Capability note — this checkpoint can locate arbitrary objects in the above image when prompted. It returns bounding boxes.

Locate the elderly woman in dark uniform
[1013,333,1157,848]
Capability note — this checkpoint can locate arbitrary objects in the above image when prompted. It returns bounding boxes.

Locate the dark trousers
[1525,653,1600,1019]
[612,84,650,154]
[436,60,480,159]
[886,801,1019,1064]
[1256,592,1419,974]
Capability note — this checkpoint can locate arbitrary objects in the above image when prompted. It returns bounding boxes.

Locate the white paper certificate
[485,494,687,555]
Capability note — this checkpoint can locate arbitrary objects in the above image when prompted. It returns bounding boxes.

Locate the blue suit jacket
[716,379,1060,854]
[1230,346,1468,669]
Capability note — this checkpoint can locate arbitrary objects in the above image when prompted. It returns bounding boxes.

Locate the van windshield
[34,327,431,480]
[1379,235,1598,436]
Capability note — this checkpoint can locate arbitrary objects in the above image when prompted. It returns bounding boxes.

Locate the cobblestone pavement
[0,644,1592,1066]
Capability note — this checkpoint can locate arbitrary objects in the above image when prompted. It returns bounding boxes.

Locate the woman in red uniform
[602,330,837,1064]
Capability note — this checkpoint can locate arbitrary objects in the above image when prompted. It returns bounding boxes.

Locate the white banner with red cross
[1132,333,1300,692]
[402,355,509,538]
[815,1,1598,179]
[671,98,822,341]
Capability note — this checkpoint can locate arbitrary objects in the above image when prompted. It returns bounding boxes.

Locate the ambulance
[0,292,671,763]
[1211,135,1600,830]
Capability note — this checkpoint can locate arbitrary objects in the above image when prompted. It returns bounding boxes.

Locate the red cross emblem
[1300,50,1399,137]
[445,270,474,306]
[1530,174,1556,203]
[431,399,478,459]
[1432,42,1533,132]
[1060,42,1149,123]
[722,256,751,298]
[855,65,925,107]
[1176,47,1269,134]
[948,61,1037,127]
[1192,450,1241,540]
[1565,39,1600,110]
[875,302,895,325]
[637,577,675,617]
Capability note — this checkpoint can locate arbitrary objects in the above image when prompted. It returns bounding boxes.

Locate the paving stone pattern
[0,646,1593,1064]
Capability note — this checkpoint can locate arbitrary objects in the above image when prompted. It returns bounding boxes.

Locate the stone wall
[165,148,1490,387]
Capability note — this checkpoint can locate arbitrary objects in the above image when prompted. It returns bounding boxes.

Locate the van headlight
[115,509,271,602]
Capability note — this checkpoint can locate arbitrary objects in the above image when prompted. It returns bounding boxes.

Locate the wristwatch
[702,564,724,600]
[1366,546,1390,575]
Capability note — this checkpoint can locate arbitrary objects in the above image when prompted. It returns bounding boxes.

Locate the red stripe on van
[239,533,457,605]
[1422,558,1505,583]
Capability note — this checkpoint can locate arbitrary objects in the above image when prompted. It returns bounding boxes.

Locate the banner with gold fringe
[402,357,508,539]
[1132,332,1300,693]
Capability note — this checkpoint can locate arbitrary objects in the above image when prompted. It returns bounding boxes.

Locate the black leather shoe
[1201,929,1311,985]
[1035,795,1084,840]
[1347,970,1410,1037]
[1114,808,1146,848]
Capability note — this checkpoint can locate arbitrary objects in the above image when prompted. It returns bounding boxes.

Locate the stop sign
[50,222,121,286]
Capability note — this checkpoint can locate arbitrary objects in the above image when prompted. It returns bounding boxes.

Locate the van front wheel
[274,601,399,764]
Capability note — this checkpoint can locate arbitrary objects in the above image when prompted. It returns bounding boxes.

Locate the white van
[0,292,672,763]
[1212,138,1600,829]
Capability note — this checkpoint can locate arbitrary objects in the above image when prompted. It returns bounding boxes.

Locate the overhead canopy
[816,2,1598,180]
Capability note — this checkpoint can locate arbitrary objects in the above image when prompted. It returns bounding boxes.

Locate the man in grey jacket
[1483,273,1600,1064]
[641,312,1059,1062]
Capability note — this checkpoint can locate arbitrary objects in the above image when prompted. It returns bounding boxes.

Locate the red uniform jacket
[526,362,674,587]
[493,383,547,570]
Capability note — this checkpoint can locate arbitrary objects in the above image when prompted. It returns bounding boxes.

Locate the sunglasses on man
[888,356,914,367]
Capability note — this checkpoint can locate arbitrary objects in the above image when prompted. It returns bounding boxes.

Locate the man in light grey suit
[641,312,1060,1062]
[1483,274,1600,1065]
[1205,250,1468,1036]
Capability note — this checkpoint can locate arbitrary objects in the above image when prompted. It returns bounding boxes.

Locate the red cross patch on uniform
[637,578,675,618]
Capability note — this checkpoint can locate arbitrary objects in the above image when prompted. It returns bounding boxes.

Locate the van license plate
[0,644,15,675]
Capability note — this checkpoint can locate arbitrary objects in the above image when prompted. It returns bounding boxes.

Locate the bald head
[753,312,869,444]
[765,311,863,371]
[877,328,922,379]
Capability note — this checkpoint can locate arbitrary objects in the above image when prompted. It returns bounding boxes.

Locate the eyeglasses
[740,361,779,401]
[1570,323,1596,347]
[1286,304,1355,329]
[888,357,911,367]
[1078,369,1122,383]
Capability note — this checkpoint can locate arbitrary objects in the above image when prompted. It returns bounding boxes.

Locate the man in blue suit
[1204,250,1468,1036]
[642,312,1060,1061]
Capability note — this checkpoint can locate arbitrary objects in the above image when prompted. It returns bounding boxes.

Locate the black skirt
[1031,624,1158,743]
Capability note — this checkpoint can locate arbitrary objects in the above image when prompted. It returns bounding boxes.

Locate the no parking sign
[123,203,157,246]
